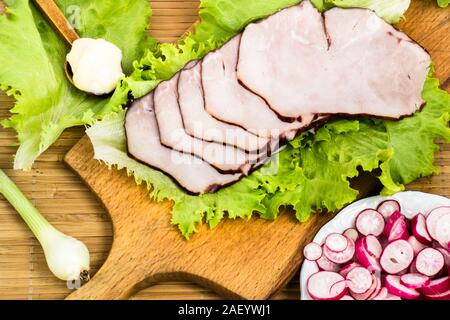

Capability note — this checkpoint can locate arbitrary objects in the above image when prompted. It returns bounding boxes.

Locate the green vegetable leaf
[437,0,449,8]
[322,0,411,23]
[0,0,152,169]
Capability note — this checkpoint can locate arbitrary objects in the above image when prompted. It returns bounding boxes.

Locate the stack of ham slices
[125,0,431,194]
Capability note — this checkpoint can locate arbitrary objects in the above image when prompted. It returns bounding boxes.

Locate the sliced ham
[125,0,431,195]
[154,73,260,174]
[125,93,242,194]
[178,62,269,153]
[202,35,315,139]
[237,0,431,119]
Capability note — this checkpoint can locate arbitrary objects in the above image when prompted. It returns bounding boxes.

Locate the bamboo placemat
[0,0,449,300]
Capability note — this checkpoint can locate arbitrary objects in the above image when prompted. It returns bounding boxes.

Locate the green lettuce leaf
[316,0,410,23]
[0,0,152,169]
[437,0,449,8]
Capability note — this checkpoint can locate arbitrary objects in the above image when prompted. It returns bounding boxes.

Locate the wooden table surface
[0,0,449,300]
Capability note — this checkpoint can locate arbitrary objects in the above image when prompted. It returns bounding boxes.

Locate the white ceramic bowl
[299,191,450,300]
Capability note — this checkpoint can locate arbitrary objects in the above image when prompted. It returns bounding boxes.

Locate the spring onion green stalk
[0,169,90,282]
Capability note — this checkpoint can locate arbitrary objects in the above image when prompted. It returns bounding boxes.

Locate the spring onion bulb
[0,169,90,282]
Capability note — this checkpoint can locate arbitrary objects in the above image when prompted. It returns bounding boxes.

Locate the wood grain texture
[0,0,449,300]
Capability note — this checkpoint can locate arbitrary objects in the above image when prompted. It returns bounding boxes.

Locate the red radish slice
[415,248,444,277]
[339,262,361,278]
[387,217,409,243]
[355,238,382,272]
[372,287,388,300]
[426,206,450,242]
[380,240,414,274]
[383,211,404,237]
[408,236,427,256]
[400,273,430,289]
[385,293,402,300]
[303,242,323,261]
[424,288,450,300]
[340,295,354,300]
[316,254,340,272]
[350,274,377,300]
[307,271,347,300]
[377,200,400,219]
[363,235,382,259]
[409,258,419,274]
[346,267,373,294]
[434,247,450,267]
[325,233,348,252]
[435,214,450,248]
[385,275,420,300]
[324,236,355,264]
[419,276,450,296]
[411,214,432,245]
[343,228,359,242]
[356,209,385,237]
[367,275,382,300]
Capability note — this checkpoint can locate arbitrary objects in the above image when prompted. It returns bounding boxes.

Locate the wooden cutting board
[62,1,450,300]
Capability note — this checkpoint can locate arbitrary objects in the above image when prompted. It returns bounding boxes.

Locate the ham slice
[237,0,431,119]
[125,93,241,194]
[178,62,269,153]
[154,73,260,174]
[202,35,314,139]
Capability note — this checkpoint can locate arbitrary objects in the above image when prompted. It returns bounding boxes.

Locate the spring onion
[0,169,90,282]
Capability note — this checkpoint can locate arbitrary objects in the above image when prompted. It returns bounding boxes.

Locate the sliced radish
[372,287,388,300]
[419,276,450,296]
[385,275,420,300]
[339,262,361,278]
[384,293,402,300]
[387,216,409,243]
[355,238,381,272]
[400,273,430,289]
[316,254,340,272]
[383,211,404,237]
[363,235,382,259]
[325,233,348,252]
[435,214,450,248]
[343,228,359,242]
[303,242,323,261]
[424,288,450,300]
[356,209,385,237]
[340,295,354,300]
[323,236,355,264]
[377,200,400,219]
[415,248,444,277]
[380,240,414,275]
[346,267,373,294]
[408,235,427,256]
[350,274,377,300]
[426,206,450,242]
[307,271,347,300]
[434,247,450,267]
[411,214,432,245]
[367,275,382,300]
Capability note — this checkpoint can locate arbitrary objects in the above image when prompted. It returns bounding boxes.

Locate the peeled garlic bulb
[66,38,124,95]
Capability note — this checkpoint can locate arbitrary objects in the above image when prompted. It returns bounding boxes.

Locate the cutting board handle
[66,252,142,300]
